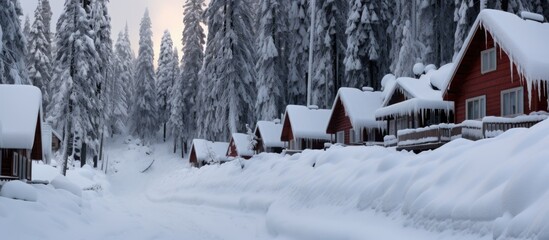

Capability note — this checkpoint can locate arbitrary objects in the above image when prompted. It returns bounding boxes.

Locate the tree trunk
[163,122,167,142]
[99,131,104,162]
[62,107,73,176]
[81,140,87,167]
[173,136,177,153]
[181,137,185,159]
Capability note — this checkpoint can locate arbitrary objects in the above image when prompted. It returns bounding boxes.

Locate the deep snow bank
[149,119,549,239]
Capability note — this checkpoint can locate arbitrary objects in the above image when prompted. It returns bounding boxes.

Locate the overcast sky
[20,0,186,64]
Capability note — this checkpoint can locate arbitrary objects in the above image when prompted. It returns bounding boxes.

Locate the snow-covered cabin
[0,85,43,181]
[254,120,284,154]
[441,10,549,123]
[189,139,230,168]
[226,133,254,159]
[280,105,331,152]
[326,87,385,145]
[375,64,455,138]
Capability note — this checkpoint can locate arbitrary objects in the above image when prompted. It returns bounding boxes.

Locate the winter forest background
[1,0,549,166]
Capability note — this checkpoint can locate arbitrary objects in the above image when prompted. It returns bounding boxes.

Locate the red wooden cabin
[442,10,549,123]
[226,133,254,159]
[280,105,331,152]
[326,87,385,145]
[0,85,44,181]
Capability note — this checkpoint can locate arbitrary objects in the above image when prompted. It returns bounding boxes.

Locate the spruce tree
[287,0,309,105]
[171,0,205,155]
[130,10,158,141]
[27,0,53,107]
[311,0,347,108]
[0,0,28,84]
[48,0,100,174]
[255,0,288,121]
[156,30,175,142]
[198,0,257,140]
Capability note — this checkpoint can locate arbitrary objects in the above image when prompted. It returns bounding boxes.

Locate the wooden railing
[483,118,546,138]
[397,125,453,147]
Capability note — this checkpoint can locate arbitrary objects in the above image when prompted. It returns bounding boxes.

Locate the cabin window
[13,152,19,176]
[336,131,345,144]
[501,87,524,117]
[481,48,497,74]
[466,96,486,120]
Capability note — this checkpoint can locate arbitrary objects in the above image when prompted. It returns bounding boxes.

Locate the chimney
[307,105,319,110]
[521,11,545,23]
[362,87,374,92]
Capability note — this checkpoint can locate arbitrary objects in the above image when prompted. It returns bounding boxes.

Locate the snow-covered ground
[3,120,549,239]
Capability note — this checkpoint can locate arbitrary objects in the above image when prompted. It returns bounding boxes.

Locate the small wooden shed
[226,133,254,159]
[280,105,331,152]
[0,85,43,181]
[326,87,385,145]
[189,139,229,168]
[254,120,284,154]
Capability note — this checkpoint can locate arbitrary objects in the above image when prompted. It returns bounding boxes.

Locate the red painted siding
[326,98,353,144]
[445,26,548,123]
[189,147,198,166]
[227,139,238,158]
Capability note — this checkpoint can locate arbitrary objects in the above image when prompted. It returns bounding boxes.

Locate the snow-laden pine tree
[311,0,347,108]
[454,0,479,57]
[116,24,135,105]
[130,10,158,141]
[255,0,289,121]
[23,15,30,40]
[0,0,28,84]
[27,0,53,107]
[198,0,257,140]
[110,30,131,136]
[48,0,101,175]
[344,0,384,89]
[41,0,52,35]
[390,0,421,77]
[156,30,175,142]
[171,0,205,155]
[416,0,455,67]
[286,0,309,105]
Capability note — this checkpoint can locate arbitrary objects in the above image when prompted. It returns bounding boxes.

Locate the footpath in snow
[3,120,549,239]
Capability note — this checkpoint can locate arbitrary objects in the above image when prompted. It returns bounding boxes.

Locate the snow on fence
[394,113,548,150]
[483,113,548,138]
[459,120,483,140]
[397,124,455,148]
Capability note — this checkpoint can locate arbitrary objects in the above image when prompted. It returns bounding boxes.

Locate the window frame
[12,152,19,176]
[501,87,524,117]
[481,48,497,74]
[466,95,487,120]
[336,131,345,144]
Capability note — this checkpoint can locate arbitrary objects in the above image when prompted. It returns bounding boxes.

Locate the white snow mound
[50,175,82,197]
[0,180,37,202]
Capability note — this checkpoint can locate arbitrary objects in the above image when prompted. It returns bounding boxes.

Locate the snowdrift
[149,119,549,239]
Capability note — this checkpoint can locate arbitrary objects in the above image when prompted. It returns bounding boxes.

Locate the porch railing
[397,124,454,147]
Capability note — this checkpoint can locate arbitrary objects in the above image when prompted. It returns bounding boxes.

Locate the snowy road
[49,139,488,240]
[4,138,495,240]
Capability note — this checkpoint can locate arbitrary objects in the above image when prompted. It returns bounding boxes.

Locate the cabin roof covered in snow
[443,9,549,96]
[255,121,284,148]
[191,139,230,162]
[330,88,384,129]
[283,105,331,140]
[0,85,42,149]
[230,133,255,157]
[375,98,455,119]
